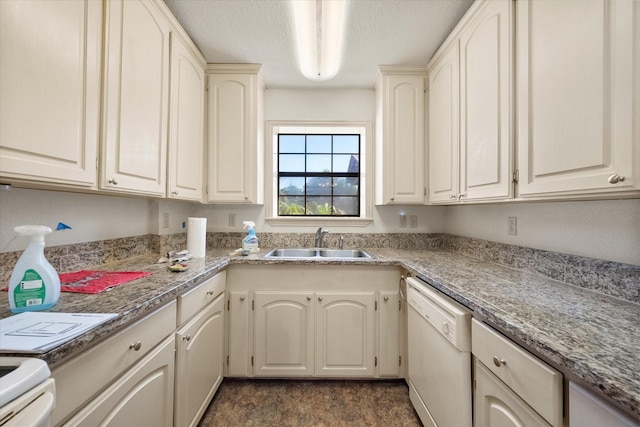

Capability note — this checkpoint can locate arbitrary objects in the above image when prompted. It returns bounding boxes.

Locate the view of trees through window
[278,134,360,216]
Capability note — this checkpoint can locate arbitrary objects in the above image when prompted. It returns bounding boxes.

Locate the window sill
[265,217,373,227]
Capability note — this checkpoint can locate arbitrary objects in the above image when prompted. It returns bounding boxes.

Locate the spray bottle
[242,221,259,253]
[8,225,61,313]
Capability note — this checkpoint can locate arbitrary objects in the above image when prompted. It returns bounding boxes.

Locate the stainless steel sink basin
[264,248,371,259]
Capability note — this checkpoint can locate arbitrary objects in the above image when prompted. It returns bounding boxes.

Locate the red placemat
[59,270,152,294]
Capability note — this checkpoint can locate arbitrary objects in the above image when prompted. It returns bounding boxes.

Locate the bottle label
[14,269,46,308]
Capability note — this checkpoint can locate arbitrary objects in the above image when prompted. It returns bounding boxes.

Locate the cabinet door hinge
[399,300,401,311]
[226,355,229,366]
[374,356,378,367]
[227,299,230,311]
[424,187,427,196]
[399,355,402,366]
[252,300,254,310]
[251,356,254,366]
[512,170,519,183]
[375,301,378,311]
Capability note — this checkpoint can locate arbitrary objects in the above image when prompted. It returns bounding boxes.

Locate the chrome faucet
[315,227,329,248]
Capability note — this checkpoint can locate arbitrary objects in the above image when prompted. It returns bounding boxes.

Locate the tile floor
[198,379,422,427]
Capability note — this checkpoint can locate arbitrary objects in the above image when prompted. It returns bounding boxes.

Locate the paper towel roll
[187,217,207,258]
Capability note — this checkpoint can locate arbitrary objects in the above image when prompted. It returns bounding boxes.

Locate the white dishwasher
[406,276,472,427]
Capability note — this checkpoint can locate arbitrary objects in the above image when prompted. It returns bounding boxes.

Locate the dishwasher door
[406,277,472,427]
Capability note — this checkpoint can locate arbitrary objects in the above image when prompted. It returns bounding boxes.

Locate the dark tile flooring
[198,379,422,427]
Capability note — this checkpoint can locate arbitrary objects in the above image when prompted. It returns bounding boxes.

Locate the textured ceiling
[162,0,474,89]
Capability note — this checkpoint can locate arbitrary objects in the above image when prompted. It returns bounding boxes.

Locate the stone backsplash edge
[0,232,636,304]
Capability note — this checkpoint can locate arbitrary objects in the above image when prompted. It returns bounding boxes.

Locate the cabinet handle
[384,296,389,302]
[240,296,245,301]
[492,356,507,367]
[108,178,118,185]
[449,194,457,199]
[608,174,625,184]
[206,290,215,296]
[390,197,395,201]
[318,296,323,302]
[172,191,179,196]
[129,341,142,351]
[307,296,312,301]
[458,193,466,201]
[182,334,191,341]
[244,195,249,200]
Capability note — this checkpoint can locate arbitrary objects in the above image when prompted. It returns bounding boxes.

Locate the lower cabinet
[227,265,402,379]
[64,336,175,427]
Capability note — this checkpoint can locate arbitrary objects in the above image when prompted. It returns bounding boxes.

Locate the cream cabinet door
[459,0,513,201]
[474,359,551,427]
[0,0,101,187]
[167,34,205,201]
[254,292,315,377]
[226,291,253,377]
[101,0,170,196]
[65,336,175,427]
[375,69,426,205]
[378,291,400,377]
[428,43,460,204]
[316,292,376,377]
[516,0,639,198]
[206,66,264,204]
[175,293,224,427]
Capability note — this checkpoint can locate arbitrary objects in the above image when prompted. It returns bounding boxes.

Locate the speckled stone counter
[0,248,637,418]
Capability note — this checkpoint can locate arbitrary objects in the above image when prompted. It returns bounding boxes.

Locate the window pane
[279,154,305,172]
[279,135,305,153]
[279,196,306,215]
[334,196,359,215]
[307,197,334,215]
[333,135,359,153]
[333,177,359,196]
[333,154,358,173]
[306,177,332,195]
[279,177,305,195]
[307,154,331,172]
[307,135,331,153]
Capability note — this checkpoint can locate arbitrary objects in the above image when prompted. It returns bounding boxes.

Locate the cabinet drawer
[472,319,562,426]
[52,301,177,425]
[177,271,226,325]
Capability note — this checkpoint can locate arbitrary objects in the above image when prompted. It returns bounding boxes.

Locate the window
[278,134,360,216]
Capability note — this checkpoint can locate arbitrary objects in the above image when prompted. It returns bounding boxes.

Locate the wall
[443,199,640,266]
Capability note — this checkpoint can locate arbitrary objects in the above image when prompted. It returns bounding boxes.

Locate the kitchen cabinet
[63,336,175,427]
[206,64,265,204]
[516,0,639,199]
[375,67,427,205]
[0,0,102,188]
[227,264,401,379]
[254,292,315,377]
[175,272,226,427]
[429,0,513,204]
[52,301,177,426]
[569,382,638,427]
[167,33,206,201]
[101,0,170,196]
[472,319,563,427]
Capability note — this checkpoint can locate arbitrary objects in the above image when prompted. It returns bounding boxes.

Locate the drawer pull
[129,341,142,351]
[183,334,191,341]
[492,356,507,367]
[384,296,389,302]
[206,290,215,296]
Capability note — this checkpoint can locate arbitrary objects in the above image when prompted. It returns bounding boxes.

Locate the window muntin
[278,134,360,216]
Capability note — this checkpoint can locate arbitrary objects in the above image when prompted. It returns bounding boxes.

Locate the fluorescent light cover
[292,0,347,81]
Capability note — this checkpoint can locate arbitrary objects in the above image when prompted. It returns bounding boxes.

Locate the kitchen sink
[264,248,371,259]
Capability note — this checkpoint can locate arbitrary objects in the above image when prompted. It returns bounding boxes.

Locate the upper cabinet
[0,0,102,188]
[206,65,265,204]
[167,34,206,201]
[516,0,639,198]
[101,0,171,196]
[428,0,513,204]
[375,67,427,205]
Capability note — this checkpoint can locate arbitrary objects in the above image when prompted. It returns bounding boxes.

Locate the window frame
[265,121,373,226]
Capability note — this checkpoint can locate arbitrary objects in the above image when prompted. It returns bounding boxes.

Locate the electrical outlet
[409,215,417,228]
[229,213,236,227]
[508,217,517,235]
[162,212,169,229]
[399,214,407,228]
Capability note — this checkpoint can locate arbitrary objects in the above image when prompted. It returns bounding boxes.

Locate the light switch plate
[508,217,517,235]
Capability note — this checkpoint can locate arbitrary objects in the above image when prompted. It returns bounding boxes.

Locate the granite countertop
[0,248,637,418]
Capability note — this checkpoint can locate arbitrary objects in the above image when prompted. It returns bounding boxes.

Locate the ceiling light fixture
[292,0,347,81]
